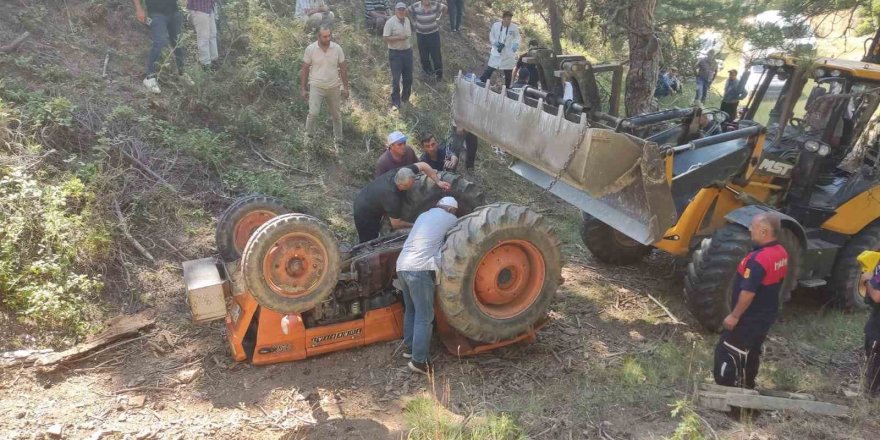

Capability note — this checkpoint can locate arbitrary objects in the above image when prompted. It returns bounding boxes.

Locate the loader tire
[580,213,652,265]
[829,222,880,311]
[241,214,340,314]
[216,195,290,262]
[437,203,562,342]
[398,172,485,222]
[684,224,752,331]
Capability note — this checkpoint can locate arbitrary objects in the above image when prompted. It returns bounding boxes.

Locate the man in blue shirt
[417,132,458,172]
[720,69,748,121]
[714,213,789,389]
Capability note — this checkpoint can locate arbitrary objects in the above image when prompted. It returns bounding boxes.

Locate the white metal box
[182,257,230,322]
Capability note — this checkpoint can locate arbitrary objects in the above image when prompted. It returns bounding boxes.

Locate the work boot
[408,360,432,375]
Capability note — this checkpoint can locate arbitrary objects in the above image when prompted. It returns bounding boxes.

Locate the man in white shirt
[295,0,335,29]
[383,3,413,110]
[396,196,459,374]
[300,27,349,141]
[479,11,520,87]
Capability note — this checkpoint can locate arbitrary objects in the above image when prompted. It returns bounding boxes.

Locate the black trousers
[720,101,739,120]
[448,0,463,30]
[453,129,479,169]
[416,32,443,79]
[389,48,413,106]
[480,66,512,87]
[866,336,880,396]
[714,323,769,389]
[354,211,381,243]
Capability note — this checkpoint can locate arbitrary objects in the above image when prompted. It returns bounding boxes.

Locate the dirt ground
[2,1,879,439]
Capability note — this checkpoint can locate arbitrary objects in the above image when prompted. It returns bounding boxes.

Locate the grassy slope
[1,1,880,439]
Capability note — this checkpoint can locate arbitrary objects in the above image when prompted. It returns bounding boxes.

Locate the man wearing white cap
[375,130,418,177]
[396,196,459,374]
[383,3,414,109]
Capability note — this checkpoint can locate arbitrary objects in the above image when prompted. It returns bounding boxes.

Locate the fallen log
[0,309,156,369]
[0,31,30,54]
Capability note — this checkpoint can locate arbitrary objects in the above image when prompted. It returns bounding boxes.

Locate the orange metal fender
[821,185,880,235]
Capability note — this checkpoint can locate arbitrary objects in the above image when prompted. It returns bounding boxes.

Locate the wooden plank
[699,383,759,395]
[35,309,156,367]
[698,391,849,418]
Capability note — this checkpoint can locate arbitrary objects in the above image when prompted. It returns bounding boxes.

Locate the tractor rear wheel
[436,203,562,342]
[398,172,485,222]
[684,224,751,331]
[216,195,290,262]
[581,213,652,265]
[241,214,340,314]
[829,222,880,310]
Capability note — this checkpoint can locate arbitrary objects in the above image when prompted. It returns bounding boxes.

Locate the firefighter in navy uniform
[714,213,789,389]
[859,254,880,396]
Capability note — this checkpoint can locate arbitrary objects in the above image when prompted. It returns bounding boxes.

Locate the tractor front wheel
[436,203,562,342]
[241,214,340,314]
[216,195,290,262]
[581,213,652,265]
[684,224,752,331]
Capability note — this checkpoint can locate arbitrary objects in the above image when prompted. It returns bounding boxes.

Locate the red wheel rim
[262,232,330,298]
[233,210,276,254]
[473,240,546,319]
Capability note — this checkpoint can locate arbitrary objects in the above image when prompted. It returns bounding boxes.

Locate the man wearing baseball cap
[396,196,460,374]
[375,130,418,177]
[383,3,414,109]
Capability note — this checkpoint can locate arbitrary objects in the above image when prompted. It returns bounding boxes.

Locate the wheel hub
[263,233,328,298]
[473,240,546,319]
[234,210,276,253]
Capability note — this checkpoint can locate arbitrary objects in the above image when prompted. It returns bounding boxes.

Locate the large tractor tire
[241,214,340,314]
[684,223,801,331]
[398,172,485,222]
[436,203,562,342]
[829,222,880,310]
[580,213,652,265]
[216,195,290,262]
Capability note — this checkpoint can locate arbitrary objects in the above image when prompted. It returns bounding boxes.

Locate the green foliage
[404,396,526,440]
[667,400,707,440]
[0,168,109,338]
[35,97,76,128]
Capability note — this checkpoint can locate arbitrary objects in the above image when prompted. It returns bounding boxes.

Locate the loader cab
[742,58,880,226]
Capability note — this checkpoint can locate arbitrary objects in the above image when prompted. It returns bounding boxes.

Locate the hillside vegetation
[2,1,880,439]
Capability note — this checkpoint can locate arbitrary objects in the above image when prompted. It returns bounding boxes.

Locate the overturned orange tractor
[184,174,562,365]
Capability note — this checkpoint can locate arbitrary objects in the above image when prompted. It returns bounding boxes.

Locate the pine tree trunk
[545,0,564,55]
[624,0,660,116]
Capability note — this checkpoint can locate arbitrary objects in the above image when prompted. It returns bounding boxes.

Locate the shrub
[0,168,110,340]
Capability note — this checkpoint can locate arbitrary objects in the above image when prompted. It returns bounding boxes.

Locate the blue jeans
[389,48,413,107]
[448,0,463,31]
[694,77,710,103]
[147,11,185,77]
[398,270,435,363]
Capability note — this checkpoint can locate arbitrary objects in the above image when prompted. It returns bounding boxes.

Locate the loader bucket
[452,76,677,244]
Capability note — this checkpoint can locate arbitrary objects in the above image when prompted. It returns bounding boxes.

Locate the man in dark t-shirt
[860,255,880,396]
[418,132,458,171]
[132,0,187,94]
[375,130,419,177]
[714,213,789,389]
[353,162,451,242]
[512,41,541,88]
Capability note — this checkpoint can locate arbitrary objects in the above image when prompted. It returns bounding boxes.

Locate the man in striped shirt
[364,0,391,35]
[408,0,446,81]
[187,0,219,70]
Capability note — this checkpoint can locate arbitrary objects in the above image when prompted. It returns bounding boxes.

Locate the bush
[0,168,110,340]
